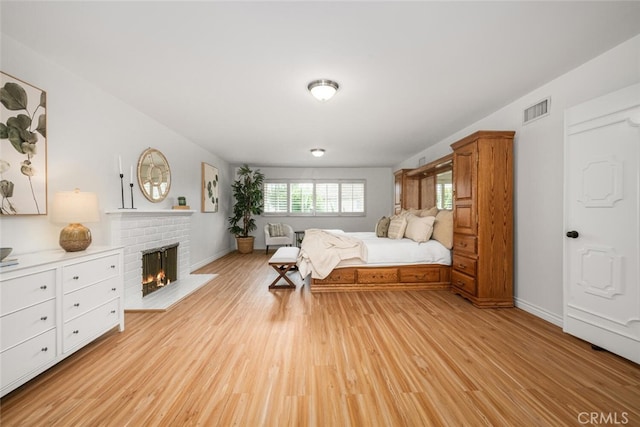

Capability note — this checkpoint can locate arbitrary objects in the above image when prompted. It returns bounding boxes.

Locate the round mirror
[137,148,171,202]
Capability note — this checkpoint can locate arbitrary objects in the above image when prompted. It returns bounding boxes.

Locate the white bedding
[335,231,451,267]
[298,230,451,280]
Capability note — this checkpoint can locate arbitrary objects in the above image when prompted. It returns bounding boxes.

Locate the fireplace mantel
[107,209,213,310]
[105,209,195,216]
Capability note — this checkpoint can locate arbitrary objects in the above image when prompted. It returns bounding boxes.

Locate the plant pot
[236,236,255,254]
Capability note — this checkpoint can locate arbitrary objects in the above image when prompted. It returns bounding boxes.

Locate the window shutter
[341,182,365,213]
[264,183,288,213]
[290,183,314,213]
[315,183,339,213]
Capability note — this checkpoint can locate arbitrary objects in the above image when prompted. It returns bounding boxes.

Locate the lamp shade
[51,189,100,224]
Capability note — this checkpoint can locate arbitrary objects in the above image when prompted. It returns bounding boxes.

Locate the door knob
[566,230,579,238]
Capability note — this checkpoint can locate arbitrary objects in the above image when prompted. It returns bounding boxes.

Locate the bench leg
[268,263,297,289]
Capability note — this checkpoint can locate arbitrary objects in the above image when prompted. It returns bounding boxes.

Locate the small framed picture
[201,163,219,213]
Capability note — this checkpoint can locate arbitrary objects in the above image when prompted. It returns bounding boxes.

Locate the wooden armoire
[450,131,514,307]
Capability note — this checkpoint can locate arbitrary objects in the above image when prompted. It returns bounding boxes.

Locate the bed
[297,228,452,292]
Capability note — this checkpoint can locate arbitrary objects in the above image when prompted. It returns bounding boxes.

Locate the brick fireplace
[107,209,214,310]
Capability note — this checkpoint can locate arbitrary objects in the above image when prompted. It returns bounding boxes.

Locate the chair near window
[264,223,295,254]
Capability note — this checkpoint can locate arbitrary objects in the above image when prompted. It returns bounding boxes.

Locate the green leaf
[7,127,25,153]
[36,114,46,138]
[0,82,28,111]
[39,91,46,109]
[19,129,38,144]
[0,123,7,139]
[7,114,31,130]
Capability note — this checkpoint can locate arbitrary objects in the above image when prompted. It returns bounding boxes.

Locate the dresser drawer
[453,234,477,255]
[1,299,56,352]
[62,254,120,294]
[0,329,56,390]
[357,268,399,284]
[452,270,477,295]
[400,266,443,283]
[63,277,119,322]
[452,254,477,277]
[63,299,120,353]
[1,270,56,315]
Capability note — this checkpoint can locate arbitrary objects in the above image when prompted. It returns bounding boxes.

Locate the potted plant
[228,164,265,253]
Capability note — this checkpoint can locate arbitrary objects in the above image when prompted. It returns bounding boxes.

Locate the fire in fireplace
[141,243,179,297]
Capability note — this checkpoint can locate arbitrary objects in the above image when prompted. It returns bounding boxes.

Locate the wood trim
[450,130,515,150]
[405,153,453,177]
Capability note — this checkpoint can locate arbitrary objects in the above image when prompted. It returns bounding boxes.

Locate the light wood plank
[1,252,639,426]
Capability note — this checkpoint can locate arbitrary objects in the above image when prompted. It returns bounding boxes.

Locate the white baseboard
[514,297,563,328]
[190,247,234,271]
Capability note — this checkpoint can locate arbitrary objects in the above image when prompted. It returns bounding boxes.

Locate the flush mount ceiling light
[308,79,339,101]
[310,148,325,157]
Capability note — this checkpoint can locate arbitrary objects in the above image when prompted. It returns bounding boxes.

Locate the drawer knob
[73,303,80,307]
[73,330,79,334]
[110,310,116,314]
[40,285,47,290]
[110,265,116,269]
[111,288,117,291]
[458,264,466,269]
[41,347,48,352]
[73,276,79,280]
[40,316,48,321]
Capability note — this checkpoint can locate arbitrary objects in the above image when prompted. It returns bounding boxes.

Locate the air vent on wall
[523,97,550,124]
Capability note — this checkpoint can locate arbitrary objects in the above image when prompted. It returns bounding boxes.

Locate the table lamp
[51,189,100,252]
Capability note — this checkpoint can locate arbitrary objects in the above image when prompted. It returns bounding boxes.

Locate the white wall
[249,166,393,250]
[0,36,234,269]
[396,34,640,325]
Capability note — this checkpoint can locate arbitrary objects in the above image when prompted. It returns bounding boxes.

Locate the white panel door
[564,83,640,364]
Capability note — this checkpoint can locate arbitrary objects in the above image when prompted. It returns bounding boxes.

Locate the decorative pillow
[375,216,391,237]
[432,210,453,249]
[387,216,408,239]
[404,215,436,243]
[420,206,439,218]
[268,223,285,237]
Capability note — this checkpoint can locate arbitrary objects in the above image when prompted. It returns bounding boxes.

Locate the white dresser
[0,247,124,397]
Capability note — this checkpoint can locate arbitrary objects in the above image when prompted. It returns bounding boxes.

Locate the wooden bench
[268,247,300,289]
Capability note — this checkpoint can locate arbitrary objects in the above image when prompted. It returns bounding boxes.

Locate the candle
[130,165,134,184]
[118,156,123,175]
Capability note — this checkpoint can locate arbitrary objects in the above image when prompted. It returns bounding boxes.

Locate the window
[264,180,365,216]
[290,182,313,214]
[263,183,288,213]
[340,182,365,213]
[315,183,339,213]
[436,170,453,210]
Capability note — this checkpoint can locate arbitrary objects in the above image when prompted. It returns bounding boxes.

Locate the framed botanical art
[201,162,219,213]
[0,72,47,215]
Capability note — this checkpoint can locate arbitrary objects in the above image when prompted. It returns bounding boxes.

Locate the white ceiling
[2,1,640,168]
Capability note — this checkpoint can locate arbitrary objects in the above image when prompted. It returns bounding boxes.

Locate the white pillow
[404,215,436,243]
[387,216,408,239]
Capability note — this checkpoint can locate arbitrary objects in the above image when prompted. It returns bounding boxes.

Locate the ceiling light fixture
[310,148,325,157]
[308,79,339,101]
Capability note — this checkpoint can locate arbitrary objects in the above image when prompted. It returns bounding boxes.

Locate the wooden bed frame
[310,264,451,292]
[309,153,454,293]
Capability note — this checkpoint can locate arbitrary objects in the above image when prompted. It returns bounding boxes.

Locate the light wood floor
[1,252,639,426]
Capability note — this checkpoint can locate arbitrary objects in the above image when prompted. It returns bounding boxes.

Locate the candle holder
[118,173,125,209]
[129,183,136,209]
